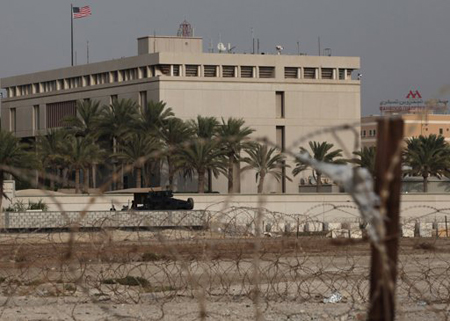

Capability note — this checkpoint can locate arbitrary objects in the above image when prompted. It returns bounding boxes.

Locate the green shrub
[101,276,150,287]
[27,199,48,211]
[141,252,166,262]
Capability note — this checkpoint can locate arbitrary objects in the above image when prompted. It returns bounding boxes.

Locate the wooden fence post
[368,118,404,321]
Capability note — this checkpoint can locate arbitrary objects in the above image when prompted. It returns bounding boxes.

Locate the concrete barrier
[2,210,206,230]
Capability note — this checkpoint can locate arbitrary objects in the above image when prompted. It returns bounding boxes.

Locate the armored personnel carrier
[133,190,194,210]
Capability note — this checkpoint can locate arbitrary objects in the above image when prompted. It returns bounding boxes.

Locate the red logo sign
[406,90,422,99]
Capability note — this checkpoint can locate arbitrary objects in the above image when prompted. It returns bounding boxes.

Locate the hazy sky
[1,0,449,115]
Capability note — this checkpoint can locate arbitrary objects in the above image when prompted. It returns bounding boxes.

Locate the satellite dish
[217,42,226,52]
[276,45,284,55]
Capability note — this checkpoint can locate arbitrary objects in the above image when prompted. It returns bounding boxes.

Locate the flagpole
[71,4,74,66]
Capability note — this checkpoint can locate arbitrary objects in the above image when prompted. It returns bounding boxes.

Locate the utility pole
[368,117,404,321]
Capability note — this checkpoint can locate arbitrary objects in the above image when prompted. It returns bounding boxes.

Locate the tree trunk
[234,161,241,193]
[257,171,266,194]
[198,169,206,193]
[75,168,80,194]
[49,168,55,190]
[207,169,212,192]
[227,156,234,194]
[84,167,90,193]
[0,172,4,213]
[168,158,175,191]
[92,164,97,189]
[316,172,322,193]
[119,164,124,190]
[136,167,142,188]
[423,175,428,193]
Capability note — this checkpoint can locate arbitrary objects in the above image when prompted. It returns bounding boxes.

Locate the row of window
[361,129,377,138]
[5,64,355,99]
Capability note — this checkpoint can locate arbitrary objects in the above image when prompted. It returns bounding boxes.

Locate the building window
[241,66,254,78]
[173,65,181,76]
[33,105,40,131]
[259,66,275,78]
[33,83,40,94]
[276,126,286,193]
[284,67,298,79]
[321,68,334,80]
[347,69,354,80]
[276,92,285,118]
[46,101,76,129]
[139,67,148,78]
[110,95,118,105]
[439,128,443,135]
[156,65,171,76]
[222,66,236,78]
[362,130,366,137]
[10,108,16,132]
[185,65,199,77]
[303,68,317,79]
[338,69,346,80]
[204,65,217,77]
[112,71,119,82]
[139,91,147,109]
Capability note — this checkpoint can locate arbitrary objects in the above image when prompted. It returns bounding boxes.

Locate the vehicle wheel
[187,198,194,210]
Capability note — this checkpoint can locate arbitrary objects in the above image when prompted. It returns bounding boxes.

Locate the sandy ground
[0,231,449,320]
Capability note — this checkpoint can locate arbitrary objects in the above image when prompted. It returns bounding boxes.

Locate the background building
[1,33,361,193]
[361,92,450,147]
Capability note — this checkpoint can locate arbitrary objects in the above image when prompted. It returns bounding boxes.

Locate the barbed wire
[1,120,450,320]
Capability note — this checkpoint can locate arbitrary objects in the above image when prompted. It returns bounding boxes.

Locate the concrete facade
[361,113,450,148]
[1,36,361,194]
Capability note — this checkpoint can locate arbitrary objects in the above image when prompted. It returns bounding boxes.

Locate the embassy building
[0,33,360,194]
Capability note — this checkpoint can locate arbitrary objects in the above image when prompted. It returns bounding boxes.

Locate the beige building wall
[1,36,360,194]
[361,114,450,148]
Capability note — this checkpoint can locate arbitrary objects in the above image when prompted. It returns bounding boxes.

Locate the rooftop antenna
[208,39,214,53]
[86,40,90,64]
[323,48,331,56]
[177,19,193,37]
[257,38,260,54]
[318,36,321,56]
[251,27,255,54]
[227,43,236,53]
[297,41,300,55]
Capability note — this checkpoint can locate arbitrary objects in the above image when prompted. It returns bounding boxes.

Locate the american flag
[73,6,92,19]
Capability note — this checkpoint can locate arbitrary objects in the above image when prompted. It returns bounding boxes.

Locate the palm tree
[62,100,102,138]
[35,129,68,189]
[137,100,174,136]
[62,100,105,188]
[115,133,161,188]
[97,99,140,189]
[293,141,345,192]
[160,118,194,190]
[352,146,377,178]
[403,135,450,192]
[177,139,226,193]
[242,143,289,194]
[188,116,220,192]
[0,130,37,211]
[189,115,219,139]
[217,117,255,193]
[60,135,104,194]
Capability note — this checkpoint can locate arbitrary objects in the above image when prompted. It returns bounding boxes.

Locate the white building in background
[0,32,361,194]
